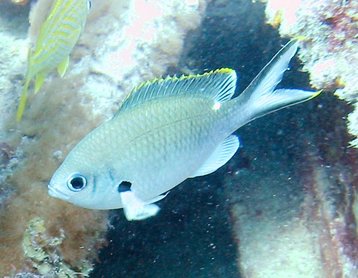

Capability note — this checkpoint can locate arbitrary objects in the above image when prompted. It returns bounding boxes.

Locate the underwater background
[0,0,357,277]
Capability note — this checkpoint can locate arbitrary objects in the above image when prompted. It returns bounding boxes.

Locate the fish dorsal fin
[190,135,240,178]
[116,68,237,115]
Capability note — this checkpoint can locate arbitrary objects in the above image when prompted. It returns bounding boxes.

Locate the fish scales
[117,98,222,197]
[74,97,221,200]
[48,41,321,220]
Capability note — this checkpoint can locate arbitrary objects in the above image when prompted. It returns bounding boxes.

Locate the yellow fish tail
[16,79,30,122]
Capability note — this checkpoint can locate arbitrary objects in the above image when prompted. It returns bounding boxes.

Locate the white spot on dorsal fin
[190,135,240,178]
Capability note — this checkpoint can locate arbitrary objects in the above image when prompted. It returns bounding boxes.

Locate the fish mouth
[48,185,70,201]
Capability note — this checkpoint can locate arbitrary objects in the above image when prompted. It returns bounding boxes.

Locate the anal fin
[190,135,240,177]
[57,56,69,77]
[34,72,45,93]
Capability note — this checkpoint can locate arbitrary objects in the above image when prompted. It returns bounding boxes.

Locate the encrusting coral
[0,79,108,275]
[21,217,93,277]
[262,0,358,147]
[0,0,208,276]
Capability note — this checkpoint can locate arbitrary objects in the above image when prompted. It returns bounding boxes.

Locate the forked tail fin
[232,40,320,127]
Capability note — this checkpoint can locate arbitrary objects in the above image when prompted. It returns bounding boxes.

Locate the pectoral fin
[190,135,240,177]
[120,190,160,221]
[57,56,69,77]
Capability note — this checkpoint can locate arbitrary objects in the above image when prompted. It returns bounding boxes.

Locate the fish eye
[67,173,87,192]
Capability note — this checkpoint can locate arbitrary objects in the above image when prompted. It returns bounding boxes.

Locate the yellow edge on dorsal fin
[133,68,234,93]
[115,68,237,117]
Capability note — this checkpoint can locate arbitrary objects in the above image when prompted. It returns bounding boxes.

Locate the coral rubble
[263,0,358,147]
[0,0,207,276]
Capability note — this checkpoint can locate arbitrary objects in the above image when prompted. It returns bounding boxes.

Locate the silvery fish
[48,41,320,221]
[17,0,91,121]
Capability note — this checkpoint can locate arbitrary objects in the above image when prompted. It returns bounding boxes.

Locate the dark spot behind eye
[118,181,132,192]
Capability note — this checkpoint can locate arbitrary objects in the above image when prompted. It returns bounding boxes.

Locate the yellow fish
[17,0,91,121]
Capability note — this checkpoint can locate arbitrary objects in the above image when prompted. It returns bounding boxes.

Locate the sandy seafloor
[0,0,357,277]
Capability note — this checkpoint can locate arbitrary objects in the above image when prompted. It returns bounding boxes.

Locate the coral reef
[262,0,358,147]
[0,82,108,275]
[21,217,93,277]
[78,0,206,117]
[4,0,355,276]
[0,0,28,135]
[0,0,207,276]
